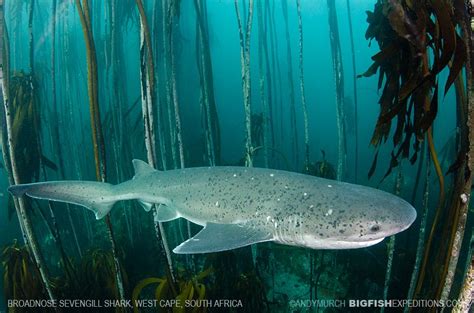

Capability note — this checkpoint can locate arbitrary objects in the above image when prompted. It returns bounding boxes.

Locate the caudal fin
[8,181,116,219]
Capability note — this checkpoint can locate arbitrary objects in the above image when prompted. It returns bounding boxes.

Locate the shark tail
[8,181,117,219]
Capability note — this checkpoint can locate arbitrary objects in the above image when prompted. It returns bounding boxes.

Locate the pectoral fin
[154,204,180,222]
[138,200,154,212]
[173,222,273,254]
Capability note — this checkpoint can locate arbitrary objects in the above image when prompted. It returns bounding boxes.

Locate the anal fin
[173,222,273,254]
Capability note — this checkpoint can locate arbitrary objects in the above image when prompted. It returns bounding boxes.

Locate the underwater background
[0,0,472,312]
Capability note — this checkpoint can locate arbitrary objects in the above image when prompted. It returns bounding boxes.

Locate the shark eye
[370,224,381,232]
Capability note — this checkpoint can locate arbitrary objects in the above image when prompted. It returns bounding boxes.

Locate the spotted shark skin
[8,160,417,254]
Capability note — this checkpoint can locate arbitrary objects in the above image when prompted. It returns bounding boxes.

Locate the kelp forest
[0,0,472,312]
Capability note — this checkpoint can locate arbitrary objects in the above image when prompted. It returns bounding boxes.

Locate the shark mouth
[337,237,385,249]
[307,237,386,250]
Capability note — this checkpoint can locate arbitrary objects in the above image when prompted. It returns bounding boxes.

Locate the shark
[8,159,416,254]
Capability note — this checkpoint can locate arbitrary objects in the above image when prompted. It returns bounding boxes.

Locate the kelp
[281,0,298,167]
[169,0,185,170]
[2,242,47,308]
[296,0,310,171]
[75,249,129,303]
[305,150,336,180]
[132,267,212,313]
[381,168,403,313]
[327,0,346,181]
[194,0,222,166]
[345,0,359,182]
[405,142,430,312]
[256,0,270,168]
[9,72,56,184]
[235,0,254,167]
[2,247,129,311]
[359,0,472,306]
[135,0,176,286]
[360,0,467,179]
[75,0,126,302]
[0,2,56,302]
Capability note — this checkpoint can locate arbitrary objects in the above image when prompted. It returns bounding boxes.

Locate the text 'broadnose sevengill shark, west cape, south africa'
[8,159,416,254]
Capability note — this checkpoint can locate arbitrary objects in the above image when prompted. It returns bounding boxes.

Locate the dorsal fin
[132,159,157,179]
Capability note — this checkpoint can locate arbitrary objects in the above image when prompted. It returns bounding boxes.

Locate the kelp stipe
[75,0,125,301]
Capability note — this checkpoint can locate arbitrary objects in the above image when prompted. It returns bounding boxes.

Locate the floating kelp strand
[110,0,137,246]
[194,25,208,161]
[0,0,56,302]
[151,0,168,171]
[296,0,309,170]
[381,237,395,313]
[452,232,473,313]
[163,0,177,169]
[50,0,65,180]
[136,0,157,168]
[266,0,282,160]
[346,0,358,182]
[169,10,184,170]
[405,143,430,313]
[202,0,222,165]
[445,20,473,308]
[381,167,402,313]
[281,0,298,168]
[438,29,474,304]
[28,0,69,270]
[75,0,125,301]
[70,1,93,251]
[327,0,346,181]
[136,0,176,286]
[264,0,275,145]
[28,0,33,73]
[49,0,83,258]
[168,0,191,251]
[411,138,426,204]
[256,0,269,168]
[195,0,220,166]
[413,129,445,300]
[235,0,254,167]
[63,6,94,244]
[195,4,214,165]
[413,23,467,301]
[259,0,274,166]
[74,0,104,179]
[110,0,129,173]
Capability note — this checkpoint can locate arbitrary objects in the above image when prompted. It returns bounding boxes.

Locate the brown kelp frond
[75,0,106,181]
[360,0,467,179]
[76,249,129,302]
[249,145,291,170]
[132,267,212,313]
[2,241,47,303]
[8,72,56,184]
[305,150,337,180]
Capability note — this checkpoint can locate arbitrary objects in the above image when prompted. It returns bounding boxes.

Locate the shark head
[294,185,417,249]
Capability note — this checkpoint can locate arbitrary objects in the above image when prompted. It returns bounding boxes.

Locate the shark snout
[397,201,417,232]
[369,199,417,240]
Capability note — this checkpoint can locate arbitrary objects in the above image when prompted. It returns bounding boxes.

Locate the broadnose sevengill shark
[8,160,416,254]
